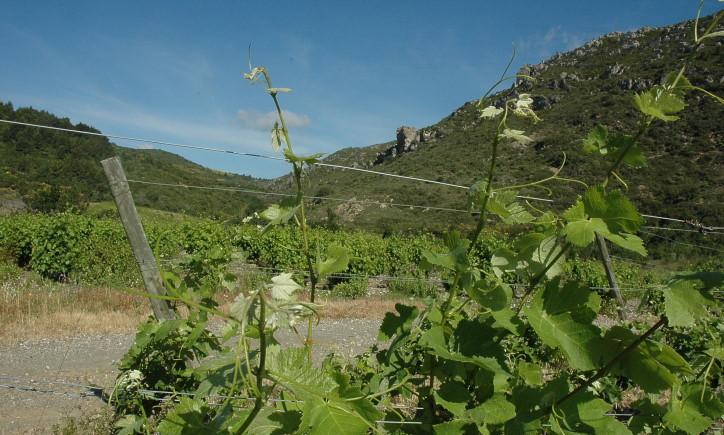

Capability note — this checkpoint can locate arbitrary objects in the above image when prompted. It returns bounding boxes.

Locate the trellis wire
[126,179,470,214]
[1,118,720,231]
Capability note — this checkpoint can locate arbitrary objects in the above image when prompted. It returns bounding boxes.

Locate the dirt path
[0,319,381,434]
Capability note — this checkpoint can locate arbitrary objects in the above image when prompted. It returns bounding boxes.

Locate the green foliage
[331,278,369,299]
[387,276,439,299]
[97,12,724,433]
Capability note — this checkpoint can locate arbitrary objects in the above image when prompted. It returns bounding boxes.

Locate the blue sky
[2,1,721,179]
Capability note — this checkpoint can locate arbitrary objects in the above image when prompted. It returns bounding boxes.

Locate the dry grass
[0,273,151,346]
[0,268,413,346]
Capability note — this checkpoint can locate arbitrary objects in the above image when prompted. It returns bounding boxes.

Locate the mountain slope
[1,14,721,232]
[286,14,723,233]
[0,102,271,218]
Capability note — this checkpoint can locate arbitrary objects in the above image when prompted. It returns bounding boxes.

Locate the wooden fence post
[595,233,627,321]
[101,157,175,321]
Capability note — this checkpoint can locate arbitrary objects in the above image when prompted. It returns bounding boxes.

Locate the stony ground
[0,318,382,434]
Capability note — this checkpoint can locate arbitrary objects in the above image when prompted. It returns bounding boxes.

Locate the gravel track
[0,318,381,434]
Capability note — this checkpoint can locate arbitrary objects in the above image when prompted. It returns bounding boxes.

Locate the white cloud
[542,26,585,52]
[236,109,311,131]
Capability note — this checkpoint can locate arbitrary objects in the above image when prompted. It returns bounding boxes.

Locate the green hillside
[1,14,721,235]
[292,14,723,233]
[0,102,270,219]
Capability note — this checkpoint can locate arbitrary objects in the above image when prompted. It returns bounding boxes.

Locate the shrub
[331,278,369,299]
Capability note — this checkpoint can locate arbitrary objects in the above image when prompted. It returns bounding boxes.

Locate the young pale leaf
[269,272,302,300]
[487,191,535,224]
[499,128,532,143]
[480,105,504,119]
[271,122,285,152]
[282,149,325,166]
[268,87,292,93]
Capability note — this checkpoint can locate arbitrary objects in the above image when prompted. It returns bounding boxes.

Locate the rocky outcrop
[373,126,441,165]
[396,126,418,154]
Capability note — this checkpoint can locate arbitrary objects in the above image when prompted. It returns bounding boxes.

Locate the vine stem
[237,291,269,433]
[550,316,668,411]
[266,74,318,362]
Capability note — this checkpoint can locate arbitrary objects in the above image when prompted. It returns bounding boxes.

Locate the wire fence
[1,118,722,430]
[1,118,722,234]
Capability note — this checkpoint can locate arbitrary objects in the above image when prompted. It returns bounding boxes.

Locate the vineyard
[1,7,724,435]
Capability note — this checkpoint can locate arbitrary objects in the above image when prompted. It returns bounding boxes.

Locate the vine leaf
[493,234,564,281]
[298,397,372,435]
[604,326,693,394]
[193,354,239,397]
[269,272,302,301]
[432,420,478,434]
[316,244,351,281]
[487,191,535,224]
[505,376,569,433]
[562,187,646,256]
[434,380,472,418]
[582,125,645,168]
[156,397,219,435]
[661,271,722,327]
[663,384,723,435]
[266,347,338,397]
[523,279,605,371]
[244,408,301,435]
[419,320,509,376]
[549,392,630,434]
[467,277,510,312]
[421,231,470,272]
[271,122,286,152]
[377,303,420,341]
[634,85,687,122]
[466,179,488,213]
[469,394,517,426]
[516,362,543,386]
[260,197,301,231]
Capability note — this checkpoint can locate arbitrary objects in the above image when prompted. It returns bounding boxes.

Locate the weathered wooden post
[101,156,175,321]
[595,233,627,321]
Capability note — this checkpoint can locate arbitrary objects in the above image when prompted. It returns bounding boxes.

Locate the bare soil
[0,318,383,434]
